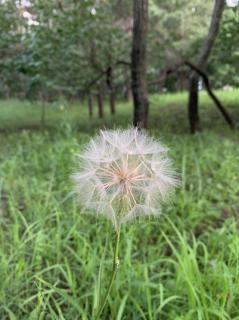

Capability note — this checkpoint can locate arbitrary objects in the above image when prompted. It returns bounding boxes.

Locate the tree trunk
[185,60,234,129]
[188,74,200,133]
[123,84,131,101]
[188,0,225,133]
[97,87,104,119]
[131,0,149,129]
[109,90,115,115]
[88,92,93,118]
[39,92,46,129]
[107,66,116,115]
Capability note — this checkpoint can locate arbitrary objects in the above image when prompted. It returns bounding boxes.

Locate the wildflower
[73,128,177,229]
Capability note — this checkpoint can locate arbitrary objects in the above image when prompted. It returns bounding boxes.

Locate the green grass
[0,91,239,319]
[0,89,239,133]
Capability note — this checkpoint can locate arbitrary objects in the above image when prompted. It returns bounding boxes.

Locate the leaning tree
[188,0,225,133]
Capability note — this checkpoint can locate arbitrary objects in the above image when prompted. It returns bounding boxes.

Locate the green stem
[95,227,121,319]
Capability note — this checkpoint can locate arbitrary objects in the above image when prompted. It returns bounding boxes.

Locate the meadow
[0,90,239,319]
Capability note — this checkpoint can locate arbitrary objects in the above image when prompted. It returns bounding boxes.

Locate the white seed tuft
[72,128,178,229]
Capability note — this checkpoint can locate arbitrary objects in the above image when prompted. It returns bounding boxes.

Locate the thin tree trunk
[107,66,116,115]
[123,84,131,101]
[88,92,93,118]
[110,90,115,115]
[188,0,225,133]
[39,92,46,129]
[131,0,149,129]
[123,68,131,101]
[185,60,234,129]
[188,74,200,133]
[97,86,104,119]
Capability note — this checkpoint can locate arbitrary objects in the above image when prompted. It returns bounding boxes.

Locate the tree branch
[184,60,234,129]
[56,0,64,12]
[85,60,131,90]
[148,58,234,130]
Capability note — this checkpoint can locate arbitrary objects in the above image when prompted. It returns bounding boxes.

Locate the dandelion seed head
[73,128,178,229]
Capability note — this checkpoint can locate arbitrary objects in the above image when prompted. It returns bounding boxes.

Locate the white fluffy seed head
[72,128,178,229]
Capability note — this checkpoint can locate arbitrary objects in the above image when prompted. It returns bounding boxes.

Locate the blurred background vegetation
[0,1,239,319]
[0,0,238,100]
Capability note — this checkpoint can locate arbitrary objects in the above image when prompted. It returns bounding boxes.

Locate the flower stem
[95,227,121,319]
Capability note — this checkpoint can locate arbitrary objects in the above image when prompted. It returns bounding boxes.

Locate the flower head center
[116,169,130,184]
[114,167,144,188]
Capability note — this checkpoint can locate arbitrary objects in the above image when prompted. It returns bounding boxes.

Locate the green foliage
[0,0,130,99]
[0,93,239,318]
[0,0,26,97]
[1,0,238,99]
[210,8,239,88]
[148,1,213,75]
